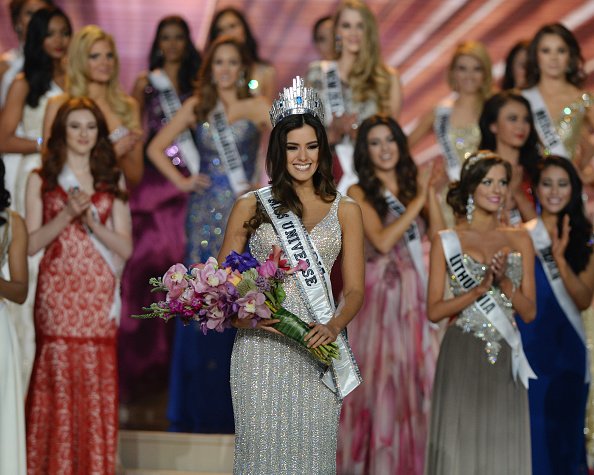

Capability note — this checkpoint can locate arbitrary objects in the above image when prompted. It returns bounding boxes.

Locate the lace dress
[425,247,531,475]
[231,195,343,474]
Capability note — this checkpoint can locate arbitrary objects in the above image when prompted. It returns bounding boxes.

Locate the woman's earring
[466,195,475,223]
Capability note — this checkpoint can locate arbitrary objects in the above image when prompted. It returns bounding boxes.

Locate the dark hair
[148,15,202,96]
[447,151,512,217]
[312,15,332,43]
[0,159,11,226]
[526,23,585,88]
[42,97,126,200]
[501,40,529,90]
[479,90,541,183]
[354,115,417,218]
[207,7,267,65]
[194,36,251,122]
[534,157,592,274]
[9,0,54,30]
[246,114,336,231]
[23,7,71,108]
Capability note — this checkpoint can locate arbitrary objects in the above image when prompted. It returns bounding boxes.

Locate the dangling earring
[335,34,342,55]
[466,195,475,223]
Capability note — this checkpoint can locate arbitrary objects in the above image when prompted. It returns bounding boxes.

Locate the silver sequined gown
[231,195,343,475]
[425,249,531,475]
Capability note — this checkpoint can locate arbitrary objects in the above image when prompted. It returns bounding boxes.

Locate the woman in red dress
[25,97,132,474]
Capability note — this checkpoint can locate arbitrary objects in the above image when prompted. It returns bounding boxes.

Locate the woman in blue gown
[520,157,594,474]
[147,36,269,433]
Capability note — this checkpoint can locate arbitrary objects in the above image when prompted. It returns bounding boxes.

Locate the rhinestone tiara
[269,76,325,127]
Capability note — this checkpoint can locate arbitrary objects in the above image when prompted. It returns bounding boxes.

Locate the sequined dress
[118,80,190,405]
[232,194,343,475]
[338,216,439,475]
[168,119,260,433]
[26,184,118,474]
[425,247,531,475]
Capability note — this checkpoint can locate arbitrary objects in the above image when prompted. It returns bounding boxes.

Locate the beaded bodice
[549,92,592,159]
[450,252,523,363]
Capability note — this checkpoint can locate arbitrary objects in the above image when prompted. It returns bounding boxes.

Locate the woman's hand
[231,316,282,335]
[176,173,212,193]
[475,267,494,295]
[490,249,509,285]
[113,130,142,157]
[551,214,570,265]
[304,321,340,349]
[416,161,434,198]
[65,188,91,219]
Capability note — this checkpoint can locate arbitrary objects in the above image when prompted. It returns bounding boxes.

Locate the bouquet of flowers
[134,245,340,365]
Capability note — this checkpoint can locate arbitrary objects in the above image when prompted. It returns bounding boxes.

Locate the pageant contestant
[479,90,541,225]
[520,157,593,475]
[425,151,536,475]
[501,40,530,90]
[339,115,443,474]
[206,7,276,101]
[118,15,202,415]
[25,97,132,474]
[43,25,143,186]
[147,35,268,433]
[218,77,364,474]
[307,0,401,193]
[0,159,28,475]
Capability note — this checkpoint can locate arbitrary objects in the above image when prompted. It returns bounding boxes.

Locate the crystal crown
[269,76,325,127]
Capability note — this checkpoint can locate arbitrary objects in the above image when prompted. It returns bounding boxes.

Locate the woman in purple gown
[118,16,201,414]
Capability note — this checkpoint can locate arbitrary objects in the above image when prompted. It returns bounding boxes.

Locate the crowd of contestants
[0,0,593,473]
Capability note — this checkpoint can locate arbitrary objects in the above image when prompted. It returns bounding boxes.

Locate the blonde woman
[43,25,143,186]
[307,0,401,193]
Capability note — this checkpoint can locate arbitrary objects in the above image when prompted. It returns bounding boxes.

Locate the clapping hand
[65,187,91,220]
[551,214,570,264]
[490,249,509,286]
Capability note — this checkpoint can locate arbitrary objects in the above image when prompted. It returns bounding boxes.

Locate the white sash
[384,191,427,292]
[440,230,536,388]
[433,106,462,182]
[526,218,590,382]
[208,102,250,196]
[148,70,201,175]
[522,87,570,159]
[256,186,362,399]
[58,166,123,323]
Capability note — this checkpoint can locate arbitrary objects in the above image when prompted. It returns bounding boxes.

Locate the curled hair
[194,36,251,122]
[24,7,71,107]
[534,157,592,274]
[246,114,336,231]
[148,16,202,96]
[66,25,137,130]
[525,23,586,88]
[479,90,541,183]
[501,40,529,90]
[207,7,267,65]
[447,151,511,217]
[9,0,53,30]
[41,97,126,201]
[0,159,11,226]
[354,115,417,218]
[447,40,492,98]
[333,0,392,112]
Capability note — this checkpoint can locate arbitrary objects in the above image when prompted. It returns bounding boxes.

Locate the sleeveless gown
[26,185,118,474]
[425,245,531,475]
[231,194,343,474]
[0,211,26,475]
[6,82,62,394]
[167,119,260,433]
[517,258,588,475]
[339,216,439,475]
[118,81,190,405]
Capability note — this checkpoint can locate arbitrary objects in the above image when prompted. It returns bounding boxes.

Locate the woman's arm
[305,198,365,348]
[0,213,28,304]
[42,94,66,141]
[115,97,144,187]
[387,67,402,119]
[146,96,210,193]
[0,76,38,154]
[408,109,436,148]
[25,172,90,255]
[426,233,494,323]
[83,194,132,260]
[131,73,148,121]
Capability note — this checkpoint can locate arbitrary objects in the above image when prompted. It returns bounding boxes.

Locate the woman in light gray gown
[218,78,365,474]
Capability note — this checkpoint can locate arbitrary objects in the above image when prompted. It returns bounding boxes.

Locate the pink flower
[260,245,309,277]
[287,259,308,275]
[163,263,189,300]
[258,259,278,279]
[236,290,271,320]
[193,257,228,292]
[205,306,227,332]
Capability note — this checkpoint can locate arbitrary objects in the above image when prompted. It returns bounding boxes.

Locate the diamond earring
[466,195,475,223]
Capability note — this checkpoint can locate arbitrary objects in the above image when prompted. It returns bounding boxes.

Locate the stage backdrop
[1,0,594,157]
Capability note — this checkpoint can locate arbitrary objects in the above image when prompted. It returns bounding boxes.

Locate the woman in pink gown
[339,115,443,474]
